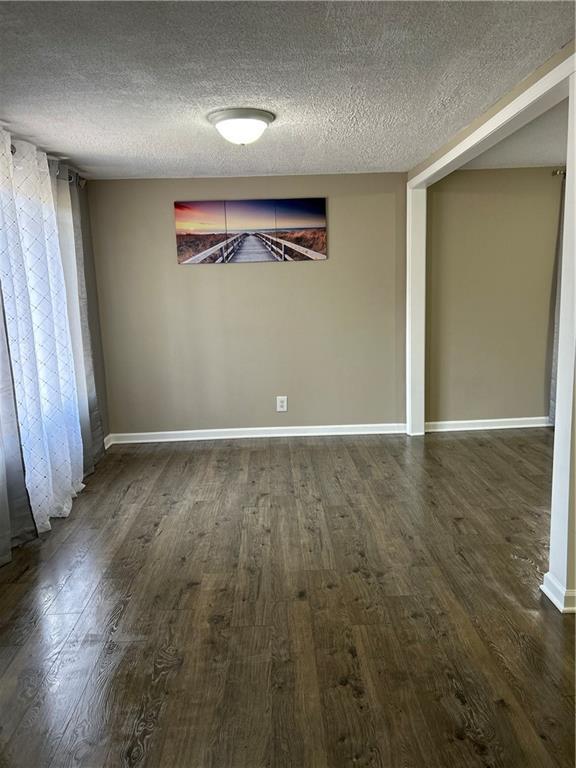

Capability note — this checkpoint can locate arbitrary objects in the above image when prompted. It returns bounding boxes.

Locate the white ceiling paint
[464,99,568,169]
[0,2,573,179]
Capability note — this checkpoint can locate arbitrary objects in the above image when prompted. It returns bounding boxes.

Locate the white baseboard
[104,422,407,448]
[541,572,576,613]
[104,416,554,448]
[425,416,552,432]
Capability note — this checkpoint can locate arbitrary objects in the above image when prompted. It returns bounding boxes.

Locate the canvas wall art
[174,198,327,264]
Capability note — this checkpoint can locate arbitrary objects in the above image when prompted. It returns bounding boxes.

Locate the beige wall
[88,174,406,433]
[426,168,563,422]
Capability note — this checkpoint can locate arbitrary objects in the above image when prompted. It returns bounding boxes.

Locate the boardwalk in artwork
[231,234,275,262]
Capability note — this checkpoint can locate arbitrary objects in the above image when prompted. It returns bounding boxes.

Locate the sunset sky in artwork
[174,198,326,234]
[174,201,226,234]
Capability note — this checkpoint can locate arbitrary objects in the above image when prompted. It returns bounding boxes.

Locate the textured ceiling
[0,2,573,179]
[465,99,568,169]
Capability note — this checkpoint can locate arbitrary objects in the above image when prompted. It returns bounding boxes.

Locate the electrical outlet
[276,395,288,413]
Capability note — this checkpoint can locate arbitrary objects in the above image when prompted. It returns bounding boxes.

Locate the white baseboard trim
[104,422,407,448]
[425,416,553,433]
[104,416,553,449]
[540,572,576,613]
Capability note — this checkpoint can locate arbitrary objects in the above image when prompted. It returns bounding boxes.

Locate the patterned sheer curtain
[50,161,104,472]
[0,129,101,550]
[0,291,35,564]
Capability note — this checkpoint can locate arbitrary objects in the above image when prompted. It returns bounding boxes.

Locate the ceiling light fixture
[208,108,275,145]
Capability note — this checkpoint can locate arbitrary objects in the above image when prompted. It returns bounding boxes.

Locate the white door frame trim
[405,53,576,611]
[541,73,576,614]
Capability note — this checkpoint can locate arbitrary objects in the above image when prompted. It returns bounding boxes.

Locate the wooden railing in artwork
[254,232,325,261]
[181,233,247,264]
[182,231,325,263]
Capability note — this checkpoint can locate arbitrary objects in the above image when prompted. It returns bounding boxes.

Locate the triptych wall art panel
[174,198,327,264]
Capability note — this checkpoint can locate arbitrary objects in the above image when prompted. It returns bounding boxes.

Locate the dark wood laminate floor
[0,430,573,768]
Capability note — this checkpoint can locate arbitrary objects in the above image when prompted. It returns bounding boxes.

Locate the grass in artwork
[176,232,229,264]
[274,228,327,257]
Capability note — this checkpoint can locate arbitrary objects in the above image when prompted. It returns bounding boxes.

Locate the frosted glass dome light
[208,108,275,145]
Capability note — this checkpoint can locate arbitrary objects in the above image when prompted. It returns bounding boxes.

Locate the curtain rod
[9,142,84,183]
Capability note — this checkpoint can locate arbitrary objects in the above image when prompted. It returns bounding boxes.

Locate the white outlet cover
[276,396,288,412]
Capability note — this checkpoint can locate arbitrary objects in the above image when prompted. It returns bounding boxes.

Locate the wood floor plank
[0,612,79,750]
[54,609,188,768]
[210,625,272,768]
[153,575,236,768]
[287,599,329,768]
[354,618,446,768]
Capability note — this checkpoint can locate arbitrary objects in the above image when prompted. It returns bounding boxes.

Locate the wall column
[406,187,427,435]
[541,72,576,613]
